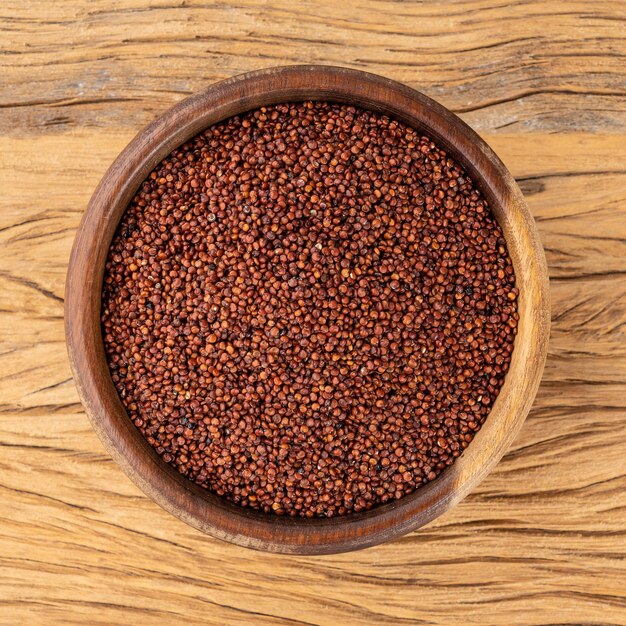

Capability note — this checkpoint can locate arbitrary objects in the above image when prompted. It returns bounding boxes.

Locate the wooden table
[1,2,625,624]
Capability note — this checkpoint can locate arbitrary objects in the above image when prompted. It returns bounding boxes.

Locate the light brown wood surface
[1,1,625,624]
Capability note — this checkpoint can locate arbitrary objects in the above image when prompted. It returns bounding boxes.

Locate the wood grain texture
[1,0,625,622]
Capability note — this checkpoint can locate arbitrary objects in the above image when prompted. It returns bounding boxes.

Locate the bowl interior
[66,66,550,554]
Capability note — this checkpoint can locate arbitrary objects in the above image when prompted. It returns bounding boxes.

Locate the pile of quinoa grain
[102,101,518,517]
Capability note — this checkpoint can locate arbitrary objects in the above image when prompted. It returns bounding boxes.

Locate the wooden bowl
[66,65,550,554]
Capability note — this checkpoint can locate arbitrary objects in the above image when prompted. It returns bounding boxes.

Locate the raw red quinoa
[102,101,518,518]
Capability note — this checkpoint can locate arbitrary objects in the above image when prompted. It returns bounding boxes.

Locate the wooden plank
[1,0,625,624]
[1,1,625,135]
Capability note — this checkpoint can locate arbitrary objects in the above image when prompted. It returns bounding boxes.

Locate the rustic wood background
[1,1,625,624]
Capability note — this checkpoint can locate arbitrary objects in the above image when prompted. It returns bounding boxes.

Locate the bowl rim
[65,64,550,554]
